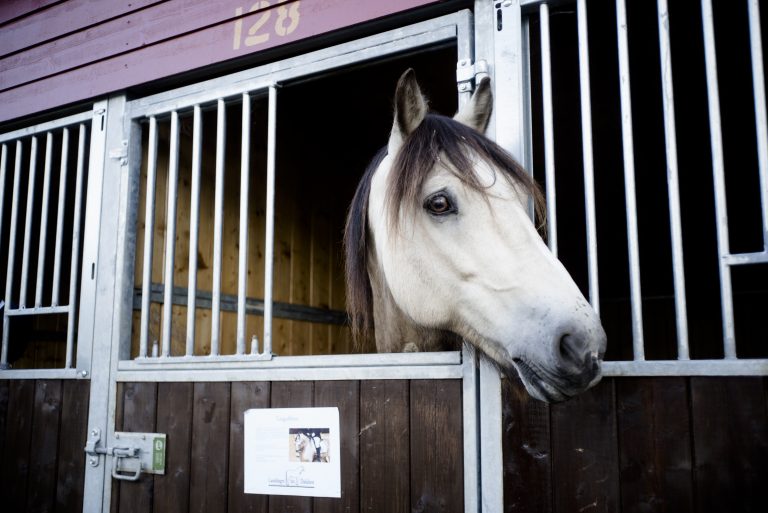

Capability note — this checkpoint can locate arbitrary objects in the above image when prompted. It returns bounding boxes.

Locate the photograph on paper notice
[244,407,340,497]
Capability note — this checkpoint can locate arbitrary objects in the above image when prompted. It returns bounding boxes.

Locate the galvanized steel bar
[540,3,558,254]
[186,105,202,356]
[747,0,768,250]
[65,124,87,369]
[236,93,251,355]
[657,0,690,359]
[577,0,600,314]
[19,135,38,309]
[701,0,736,358]
[161,111,180,357]
[0,144,7,266]
[211,99,226,356]
[615,0,645,360]
[138,116,159,359]
[2,141,23,365]
[34,132,54,308]
[0,110,92,144]
[263,85,278,356]
[51,128,70,306]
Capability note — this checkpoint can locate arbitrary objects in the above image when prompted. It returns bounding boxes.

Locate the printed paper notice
[244,407,341,497]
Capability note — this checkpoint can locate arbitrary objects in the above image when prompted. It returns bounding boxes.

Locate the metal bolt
[80,370,88,378]
[89,457,98,467]
[502,0,512,7]
[115,433,120,439]
[91,429,99,437]
[459,83,471,92]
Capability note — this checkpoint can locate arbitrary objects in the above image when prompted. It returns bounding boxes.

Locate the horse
[294,432,329,462]
[343,69,607,403]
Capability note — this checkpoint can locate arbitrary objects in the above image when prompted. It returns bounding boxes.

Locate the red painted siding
[0,0,444,123]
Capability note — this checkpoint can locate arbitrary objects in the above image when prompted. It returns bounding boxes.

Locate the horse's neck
[367,254,459,353]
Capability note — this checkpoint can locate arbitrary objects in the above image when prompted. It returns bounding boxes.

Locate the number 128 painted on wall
[233,1,301,50]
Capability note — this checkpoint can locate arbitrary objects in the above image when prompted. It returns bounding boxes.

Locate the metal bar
[1,141,23,366]
[6,305,70,316]
[19,136,39,309]
[236,92,251,355]
[0,368,84,380]
[65,124,87,369]
[656,0,689,360]
[186,105,202,356]
[34,132,54,307]
[0,110,93,144]
[51,127,69,306]
[138,116,159,358]
[211,99,226,356]
[723,251,768,265]
[161,111,180,357]
[747,0,768,250]
[602,359,768,376]
[133,283,348,325]
[461,346,479,513]
[701,0,736,358]
[263,85,277,356]
[616,0,645,360]
[0,143,6,265]
[577,0,600,314]
[479,357,503,511]
[540,3,558,254]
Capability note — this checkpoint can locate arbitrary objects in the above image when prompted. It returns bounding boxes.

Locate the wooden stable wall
[131,101,354,358]
[111,379,463,513]
[0,379,90,513]
[503,376,768,513]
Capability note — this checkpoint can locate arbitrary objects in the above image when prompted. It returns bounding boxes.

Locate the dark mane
[343,115,545,347]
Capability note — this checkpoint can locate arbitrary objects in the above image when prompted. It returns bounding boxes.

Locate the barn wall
[110,379,464,513]
[0,0,449,124]
[503,376,768,513]
[0,379,90,513]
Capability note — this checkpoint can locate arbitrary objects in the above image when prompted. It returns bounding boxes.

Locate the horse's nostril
[558,333,586,366]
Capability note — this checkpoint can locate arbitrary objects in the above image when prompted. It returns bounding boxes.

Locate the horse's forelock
[386,114,546,232]
[343,146,388,347]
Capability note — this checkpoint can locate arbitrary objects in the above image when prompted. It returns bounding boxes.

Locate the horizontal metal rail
[132,284,348,325]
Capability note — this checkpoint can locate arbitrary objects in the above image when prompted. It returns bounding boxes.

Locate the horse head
[344,69,606,402]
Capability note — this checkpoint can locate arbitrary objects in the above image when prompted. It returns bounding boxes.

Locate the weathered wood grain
[360,380,410,513]
[56,379,90,513]
[153,382,194,513]
[229,382,270,513]
[1,379,35,512]
[27,379,64,513]
[117,381,158,513]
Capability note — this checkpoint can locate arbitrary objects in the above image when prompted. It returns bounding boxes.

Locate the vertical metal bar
[747,0,768,250]
[615,0,645,360]
[577,0,600,314]
[51,128,70,306]
[138,116,159,358]
[236,93,251,355]
[657,0,689,359]
[0,144,7,264]
[263,85,277,356]
[701,0,736,358]
[19,135,38,309]
[211,99,226,356]
[2,141,23,365]
[65,124,87,369]
[186,105,202,356]
[461,345,479,513]
[34,132,54,307]
[161,111,180,357]
[540,3,558,254]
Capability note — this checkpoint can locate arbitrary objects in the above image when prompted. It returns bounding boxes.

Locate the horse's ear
[454,76,493,133]
[389,69,428,153]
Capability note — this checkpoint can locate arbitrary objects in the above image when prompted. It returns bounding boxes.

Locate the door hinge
[457,59,489,93]
[84,428,166,481]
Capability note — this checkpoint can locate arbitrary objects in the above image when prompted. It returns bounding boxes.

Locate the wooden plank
[359,380,409,513]
[189,382,231,513]
[153,382,194,513]
[309,209,332,355]
[0,0,60,25]
[616,378,693,513]
[56,379,90,513]
[229,382,270,513]
[111,382,126,513]
[313,380,360,513]
[409,379,463,513]
[117,382,158,513]
[269,381,314,513]
[502,376,553,513]
[290,199,311,355]
[0,379,35,512]
[26,380,64,513]
[0,380,8,468]
[691,377,768,513]
[550,379,620,513]
[0,0,163,57]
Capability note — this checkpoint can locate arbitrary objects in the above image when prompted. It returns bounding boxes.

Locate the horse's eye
[424,193,455,215]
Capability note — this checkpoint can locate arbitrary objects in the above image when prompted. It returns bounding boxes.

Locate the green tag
[152,437,166,472]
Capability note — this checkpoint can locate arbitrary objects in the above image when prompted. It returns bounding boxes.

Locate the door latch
[84,428,166,481]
